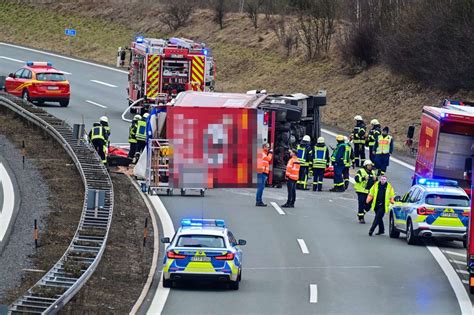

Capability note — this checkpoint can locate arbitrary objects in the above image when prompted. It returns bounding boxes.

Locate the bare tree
[161,0,195,31]
[245,0,265,29]
[211,0,227,29]
[269,14,298,56]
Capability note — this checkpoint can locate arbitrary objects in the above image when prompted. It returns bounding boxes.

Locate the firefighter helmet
[302,135,311,142]
[370,119,380,125]
[336,135,344,141]
[100,116,109,123]
[133,114,142,120]
[317,137,325,144]
[354,115,363,121]
[363,160,374,166]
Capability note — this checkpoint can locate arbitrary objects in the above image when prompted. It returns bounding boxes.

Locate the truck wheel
[406,220,419,245]
[389,214,400,239]
[22,89,30,102]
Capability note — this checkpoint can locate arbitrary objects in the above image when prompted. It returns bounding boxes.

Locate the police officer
[312,137,330,192]
[136,113,148,154]
[350,115,366,167]
[343,136,354,190]
[88,122,108,164]
[296,135,313,190]
[373,126,394,176]
[282,149,300,208]
[330,135,346,192]
[354,160,377,223]
[366,175,395,236]
[366,119,381,168]
[128,114,141,159]
[256,143,273,207]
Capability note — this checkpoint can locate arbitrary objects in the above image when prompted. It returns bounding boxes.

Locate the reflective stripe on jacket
[369,182,395,213]
[297,145,311,167]
[128,122,138,143]
[344,144,352,167]
[136,120,147,141]
[354,168,376,194]
[286,156,300,181]
[90,126,105,141]
[375,135,392,154]
[367,128,380,147]
[257,149,272,174]
[313,145,329,169]
[352,125,366,144]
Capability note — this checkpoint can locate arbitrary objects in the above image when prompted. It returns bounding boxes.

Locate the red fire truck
[413,100,474,195]
[127,37,215,108]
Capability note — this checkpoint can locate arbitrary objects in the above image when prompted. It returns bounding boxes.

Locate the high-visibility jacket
[90,125,105,141]
[313,145,329,169]
[343,143,353,167]
[354,168,376,194]
[297,144,312,167]
[367,127,381,147]
[331,143,345,166]
[286,156,300,181]
[128,121,138,144]
[351,124,366,144]
[101,122,111,140]
[136,119,147,142]
[257,149,272,174]
[375,135,393,154]
[369,182,395,213]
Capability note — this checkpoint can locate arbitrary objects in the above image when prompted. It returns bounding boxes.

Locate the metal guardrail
[0,93,114,314]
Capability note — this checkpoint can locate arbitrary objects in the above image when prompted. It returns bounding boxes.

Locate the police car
[389,179,470,246]
[161,219,246,290]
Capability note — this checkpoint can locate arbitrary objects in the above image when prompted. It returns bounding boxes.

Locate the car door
[394,188,416,230]
[228,231,242,266]
[5,68,25,96]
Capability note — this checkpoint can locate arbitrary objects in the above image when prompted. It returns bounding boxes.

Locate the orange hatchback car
[5,61,70,107]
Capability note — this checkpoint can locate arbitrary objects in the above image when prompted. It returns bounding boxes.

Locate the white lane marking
[451,259,468,266]
[0,56,24,63]
[90,79,117,88]
[271,202,285,215]
[297,239,310,254]
[0,163,15,242]
[245,265,382,270]
[444,250,466,258]
[456,269,469,275]
[426,245,472,315]
[60,70,72,75]
[0,42,128,74]
[309,284,318,303]
[147,194,175,314]
[85,100,107,109]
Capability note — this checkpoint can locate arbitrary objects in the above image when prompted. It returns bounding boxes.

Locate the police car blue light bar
[135,36,144,44]
[181,218,226,228]
[418,178,458,187]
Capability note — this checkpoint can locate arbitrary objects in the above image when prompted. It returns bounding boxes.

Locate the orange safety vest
[257,149,272,174]
[286,156,300,181]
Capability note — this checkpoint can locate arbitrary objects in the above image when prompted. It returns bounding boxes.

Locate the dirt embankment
[1,1,473,149]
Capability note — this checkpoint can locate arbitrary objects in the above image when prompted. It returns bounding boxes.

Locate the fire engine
[127,37,216,109]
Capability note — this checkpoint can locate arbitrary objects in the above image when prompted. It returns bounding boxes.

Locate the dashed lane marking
[271,202,285,215]
[86,100,107,109]
[0,56,24,63]
[297,239,310,254]
[310,284,318,304]
[90,79,117,88]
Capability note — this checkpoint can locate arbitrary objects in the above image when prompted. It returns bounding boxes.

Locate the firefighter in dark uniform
[330,135,346,192]
[350,115,366,167]
[128,114,141,159]
[135,113,149,154]
[373,126,394,176]
[89,122,108,164]
[312,137,330,192]
[354,160,377,223]
[343,136,354,190]
[366,119,381,169]
[296,135,313,190]
[100,116,111,144]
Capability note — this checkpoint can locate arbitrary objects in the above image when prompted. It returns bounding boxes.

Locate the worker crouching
[282,149,300,208]
[89,122,108,164]
[354,160,377,223]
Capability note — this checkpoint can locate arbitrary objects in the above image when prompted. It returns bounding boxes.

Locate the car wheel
[406,220,418,245]
[22,89,30,102]
[59,99,69,107]
[229,280,239,290]
[162,275,172,288]
[238,269,242,282]
[389,214,400,239]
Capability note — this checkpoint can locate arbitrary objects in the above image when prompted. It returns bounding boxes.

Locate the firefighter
[366,175,395,236]
[256,143,273,207]
[282,149,300,208]
[312,137,330,192]
[350,115,366,167]
[100,116,111,147]
[88,122,108,164]
[296,135,312,190]
[342,136,354,190]
[354,160,377,223]
[135,113,149,154]
[128,114,141,159]
[330,135,346,192]
[366,119,381,168]
[373,126,394,176]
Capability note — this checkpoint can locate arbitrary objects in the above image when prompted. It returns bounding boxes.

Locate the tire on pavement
[389,213,400,239]
[406,219,419,245]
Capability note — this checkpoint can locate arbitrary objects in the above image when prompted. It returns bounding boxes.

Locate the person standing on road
[354,160,377,224]
[312,137,330,192]
[296,135,313,190]
[256,143,273,207]
[366,119,381,168]
[366,175,395,236]
[135,113,148,154]
[282,149,300,208]
[350,115,366,167]
[330,135,346,192]
[373,126,394,176]
[343,136,354,190]
[89,122,108,164]
[128,114,141,160]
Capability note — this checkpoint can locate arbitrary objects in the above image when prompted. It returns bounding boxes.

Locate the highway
[1,42,472,314]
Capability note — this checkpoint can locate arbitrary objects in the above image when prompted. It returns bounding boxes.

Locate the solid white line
[456,269,469,275]
[85,100,107,109]
[271,202,285,215]
[147,194,175,315]
[0,163,15,242]
[444,250,467,258]
[309,284,318,303]
[426,245,472,315]
[0,56,24,63]
[0,42,128,74]
[297,239,310,254]
[90,79,117,88]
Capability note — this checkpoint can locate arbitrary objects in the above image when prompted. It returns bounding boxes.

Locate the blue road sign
[65,29,76,37]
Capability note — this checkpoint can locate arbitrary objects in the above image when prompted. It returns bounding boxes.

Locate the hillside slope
[0,1,472,151]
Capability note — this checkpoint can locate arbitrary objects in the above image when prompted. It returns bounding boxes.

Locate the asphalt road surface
[1,42,472,314]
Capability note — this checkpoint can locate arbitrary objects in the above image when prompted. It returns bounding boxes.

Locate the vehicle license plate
[48,86,59,90]
[191,256,211,262]
[441,212,458,218]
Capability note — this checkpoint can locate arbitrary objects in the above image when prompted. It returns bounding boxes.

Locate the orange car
[5,62,70,107]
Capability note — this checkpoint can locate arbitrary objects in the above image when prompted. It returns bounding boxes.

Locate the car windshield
[36,73,66,81]
[425,194,470,207]
[176,235,225,248]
